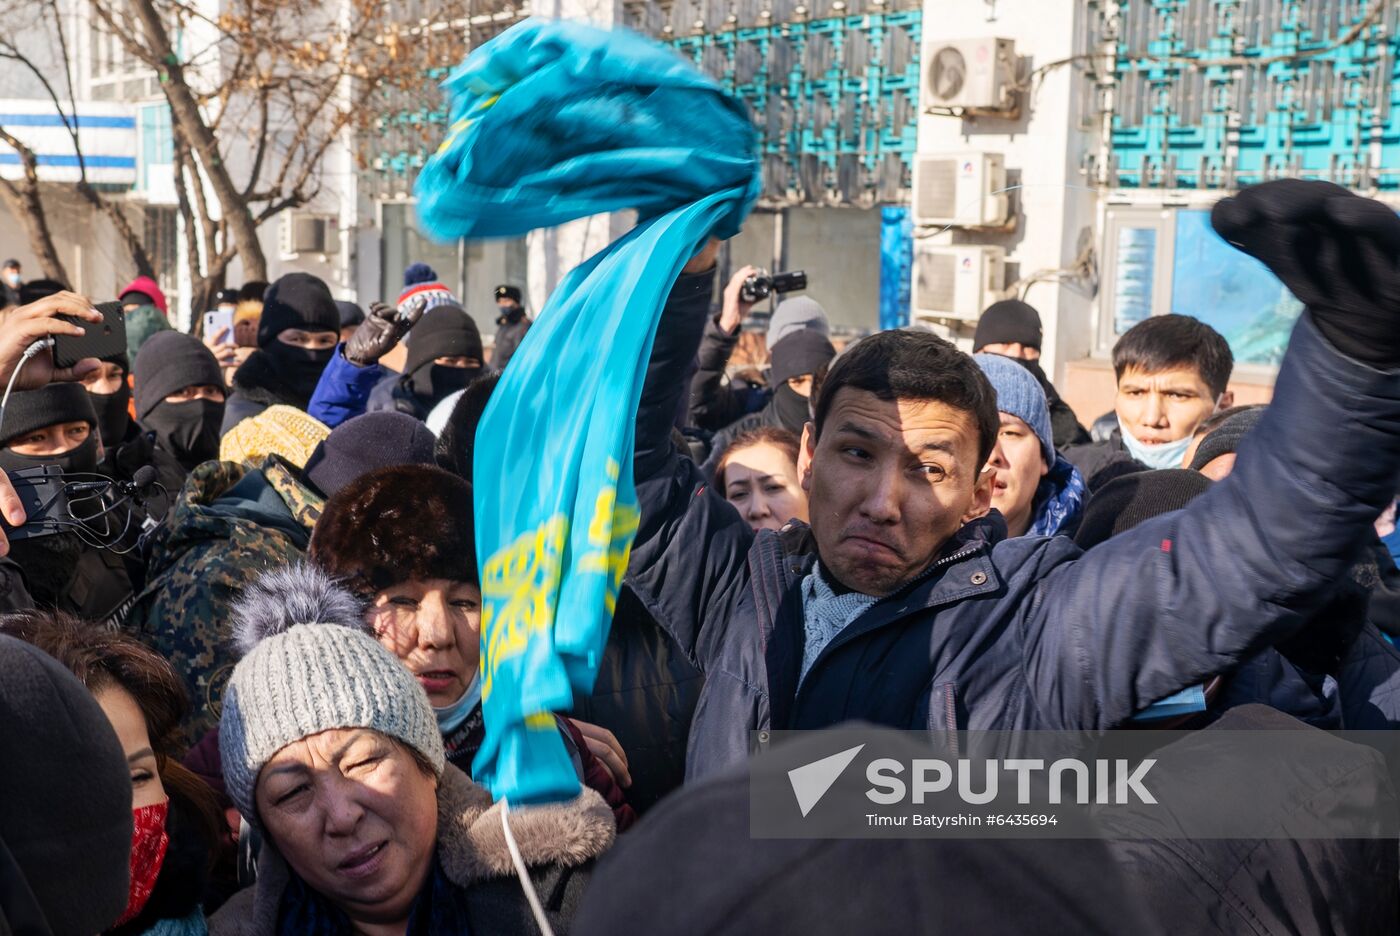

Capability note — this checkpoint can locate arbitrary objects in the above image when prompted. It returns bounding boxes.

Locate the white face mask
[433,670,481,734]
[1117,415,1198,470]
[4,272,19,288]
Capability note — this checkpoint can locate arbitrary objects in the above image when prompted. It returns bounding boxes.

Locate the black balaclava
[0,383,101,476]
[133,331,226,471]
[256,273,341,399]
[92,363,133,453]
[770,384,811,434]
[91,387,130,451]
[89,351,132,450]
[141,399,223,471]
[400,306,484,411]
[268,342,335,401]
[0,432,100,478]
[767,330,835,433]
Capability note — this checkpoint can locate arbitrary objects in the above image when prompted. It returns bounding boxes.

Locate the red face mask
[114,798,170,926]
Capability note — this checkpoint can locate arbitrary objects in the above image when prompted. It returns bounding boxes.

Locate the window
[138,104,173,192]
[143,206,178,311]
[1169,210,1301,367]
[1099,205,1304,368]
[1097,208,1174,351]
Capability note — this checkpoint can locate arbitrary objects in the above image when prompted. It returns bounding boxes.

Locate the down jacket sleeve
[687,314,751,431]
[1019,311,1400,730]
[628,267,754,674]
[306,345,385,429]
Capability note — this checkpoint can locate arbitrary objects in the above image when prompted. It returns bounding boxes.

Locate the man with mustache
[625,180,1400,779]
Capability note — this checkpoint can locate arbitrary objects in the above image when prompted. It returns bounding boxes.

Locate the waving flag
[416,18,760,804]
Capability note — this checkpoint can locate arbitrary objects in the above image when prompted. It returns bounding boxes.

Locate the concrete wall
[721,205,883,334]
[0,183,146,300]
[914,0,1097,387]
[781,206,883,333]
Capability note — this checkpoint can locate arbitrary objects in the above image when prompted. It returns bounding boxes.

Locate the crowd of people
[0,175,1398,935]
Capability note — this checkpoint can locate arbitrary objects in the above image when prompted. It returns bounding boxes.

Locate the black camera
[740,269,808,304]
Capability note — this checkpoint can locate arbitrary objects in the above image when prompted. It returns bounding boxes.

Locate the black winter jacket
[1102,704,1400,935]
[626,269,1400,780]
[221,350,319,435]
[568,586,703,813]
[687,313,766,432]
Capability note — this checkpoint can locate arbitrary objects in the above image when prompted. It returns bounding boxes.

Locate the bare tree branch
[0,126,69,282]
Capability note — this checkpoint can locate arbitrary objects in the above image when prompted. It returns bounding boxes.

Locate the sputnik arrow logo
[787,743,865,817]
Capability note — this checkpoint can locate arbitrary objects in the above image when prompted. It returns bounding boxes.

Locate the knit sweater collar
[799,564,879,686]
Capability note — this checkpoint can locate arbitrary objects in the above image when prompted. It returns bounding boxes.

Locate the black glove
[344,298,426,367]
[1211,179,1400,367]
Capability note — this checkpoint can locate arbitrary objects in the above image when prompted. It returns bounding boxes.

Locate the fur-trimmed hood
[209,766,615,934]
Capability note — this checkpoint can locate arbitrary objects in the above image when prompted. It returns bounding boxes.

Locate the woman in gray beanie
[211,564,614,935]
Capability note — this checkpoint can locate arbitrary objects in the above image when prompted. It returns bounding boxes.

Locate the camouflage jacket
[129,455,323,742]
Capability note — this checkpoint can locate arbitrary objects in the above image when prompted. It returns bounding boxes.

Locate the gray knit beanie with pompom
[218,563,446,827]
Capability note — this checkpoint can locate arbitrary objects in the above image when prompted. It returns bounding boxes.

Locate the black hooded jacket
[221,349,319,435]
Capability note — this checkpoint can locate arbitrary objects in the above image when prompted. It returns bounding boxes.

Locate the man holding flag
[624,179,1400,779]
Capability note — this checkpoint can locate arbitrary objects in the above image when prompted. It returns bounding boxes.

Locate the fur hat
[309,463,477,599]
[220,564,445,827]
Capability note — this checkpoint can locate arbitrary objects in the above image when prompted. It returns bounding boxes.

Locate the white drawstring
[501,797,557,936]
[0,339,53,437]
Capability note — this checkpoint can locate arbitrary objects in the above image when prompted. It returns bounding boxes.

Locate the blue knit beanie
[974,353,1054,466]
[403,262,438,287]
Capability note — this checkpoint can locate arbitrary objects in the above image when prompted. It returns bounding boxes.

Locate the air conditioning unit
[912,152,1009,227]
[921,38,1017,112]
[912,244,1005,322]
[280,212,339,256]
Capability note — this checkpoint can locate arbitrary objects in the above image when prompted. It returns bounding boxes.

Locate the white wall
[915,0,1096,382]
[0,183,145,300]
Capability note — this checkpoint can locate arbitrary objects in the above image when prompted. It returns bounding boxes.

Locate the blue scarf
[1029,455,1088,538]
[416,18,759,804]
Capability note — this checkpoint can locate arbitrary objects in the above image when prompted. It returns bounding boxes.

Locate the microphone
[124,465,158,493]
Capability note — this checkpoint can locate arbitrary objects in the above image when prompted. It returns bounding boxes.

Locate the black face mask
[0,431,101,478]
[266,341,335,399]
[771,383,811,434]
[90,385,132,450]
[141,398,225,471]
[406,364,479,410]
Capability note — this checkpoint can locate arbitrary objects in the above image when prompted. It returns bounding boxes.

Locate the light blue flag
[416,18,760,804]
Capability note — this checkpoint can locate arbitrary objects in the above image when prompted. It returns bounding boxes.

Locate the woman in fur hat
[211,564,614,934]
[307,464,635,830]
